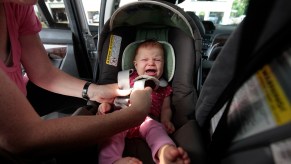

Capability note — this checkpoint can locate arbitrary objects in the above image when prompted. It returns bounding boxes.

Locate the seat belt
[114,70,162,109]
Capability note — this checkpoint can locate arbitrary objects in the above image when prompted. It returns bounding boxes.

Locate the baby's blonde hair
[134,39,164,59]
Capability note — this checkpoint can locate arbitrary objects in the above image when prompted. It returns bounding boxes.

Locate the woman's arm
[20,33,129,103]
[0,69,152,156]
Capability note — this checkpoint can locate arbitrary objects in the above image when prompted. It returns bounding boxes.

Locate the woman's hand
[129,87,152,115]
[88,83,132,103]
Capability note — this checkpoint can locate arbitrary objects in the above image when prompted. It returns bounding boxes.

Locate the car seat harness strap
[114,69,166,109]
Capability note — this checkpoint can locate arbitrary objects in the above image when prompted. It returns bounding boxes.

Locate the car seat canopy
[110,1,195,39]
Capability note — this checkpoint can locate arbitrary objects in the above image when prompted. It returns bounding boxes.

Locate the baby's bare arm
[161,97,175,133]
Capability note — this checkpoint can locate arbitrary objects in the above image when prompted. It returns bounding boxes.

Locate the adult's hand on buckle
[133,75,159,90]
[113,96,130,109]
[129,87,152,115]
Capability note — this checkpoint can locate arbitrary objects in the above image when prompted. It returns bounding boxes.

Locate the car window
[118,0,247,31]
[81,0,101,26]
[119,0,139,6]
[34,0,101,28]
[178,0,247,26]
[33,5,49,28]
[34,0,69,29]
[44,0,68,24]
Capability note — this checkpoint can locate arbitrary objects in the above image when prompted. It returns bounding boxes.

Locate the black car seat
[185,11,208,91]
[195,0,291,163]
[95,0,206,163]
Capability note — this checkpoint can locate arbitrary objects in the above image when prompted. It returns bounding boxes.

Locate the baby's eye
[141,58,148,61]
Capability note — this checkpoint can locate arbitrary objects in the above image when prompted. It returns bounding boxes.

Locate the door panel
[27,2,88,117]
[40,29,80,78]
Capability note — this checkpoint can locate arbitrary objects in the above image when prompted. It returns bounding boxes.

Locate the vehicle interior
[29,0,240,118]
[2,0,291,163]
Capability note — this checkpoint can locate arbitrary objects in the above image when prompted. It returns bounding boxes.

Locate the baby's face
[134,46,164,79]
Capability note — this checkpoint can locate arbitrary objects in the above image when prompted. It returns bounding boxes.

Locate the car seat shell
[96,1,206,163]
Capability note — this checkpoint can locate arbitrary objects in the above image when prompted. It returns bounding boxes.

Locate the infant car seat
[95,0,206,163]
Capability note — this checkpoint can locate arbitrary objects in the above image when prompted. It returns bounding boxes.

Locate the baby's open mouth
[145,69,157,76]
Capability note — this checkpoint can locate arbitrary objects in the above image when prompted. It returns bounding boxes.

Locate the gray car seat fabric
[96,1,206,163]
[186,11,205,37]
[195,0,291,163]
[196,23,242,128]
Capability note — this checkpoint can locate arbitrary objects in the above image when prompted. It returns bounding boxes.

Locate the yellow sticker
[106,35,114,65]
[257,65,291,125]
[106,35,122,66]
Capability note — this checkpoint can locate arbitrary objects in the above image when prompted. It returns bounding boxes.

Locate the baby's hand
[162,121,175,134]
[97,103,112,115]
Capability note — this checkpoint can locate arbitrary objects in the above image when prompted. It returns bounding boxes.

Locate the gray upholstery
[195,23,243,127]
[186,11,206,37]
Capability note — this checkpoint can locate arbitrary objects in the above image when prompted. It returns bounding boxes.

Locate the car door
[27,0,101,118]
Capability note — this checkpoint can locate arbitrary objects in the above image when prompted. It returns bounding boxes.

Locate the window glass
[81,0,101,26]
[34,0,102,28]
[118,0,247,26]
[34,5,48,28]
[44,0,68,23]
[119,0,138,6]
[179,0,247,26]
[34,0,68,28]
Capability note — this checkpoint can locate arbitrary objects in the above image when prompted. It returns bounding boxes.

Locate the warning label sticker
[106,35,122,67]
[257,65,291,125]
[226,49,291,142]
